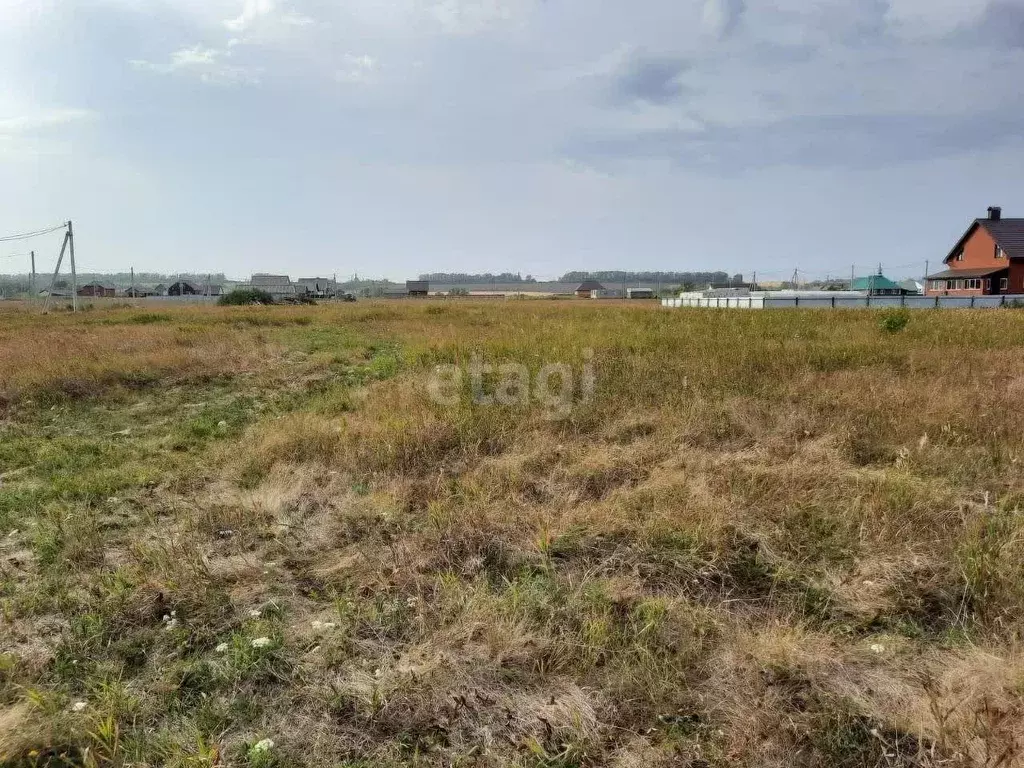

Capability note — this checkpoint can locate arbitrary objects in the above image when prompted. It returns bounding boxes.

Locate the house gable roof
[926,266,1008,280]
[945,218,1024,264]
[851,274,900,291]
[575,280,605,291]
[984,219,1024,259]
[250,274,292,286]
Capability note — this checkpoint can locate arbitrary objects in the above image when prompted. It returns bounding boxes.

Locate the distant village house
[77,282,116,298]
[123,286,157,298]
[296,277,337,298]
[247,274,296,301]
[851,273,909,296]
[627,288,655,299]
[406,280,429,297]
[574,280,605,298]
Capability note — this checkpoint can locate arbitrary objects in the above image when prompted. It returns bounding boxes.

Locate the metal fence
[662,295,1024,310]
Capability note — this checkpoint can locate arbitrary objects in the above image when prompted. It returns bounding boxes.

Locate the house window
[986,278,992,291]
[995,244,1005,259]
[1001,277,1009,291]
[955,249,964,261]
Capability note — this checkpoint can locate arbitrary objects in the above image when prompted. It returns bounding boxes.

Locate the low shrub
[219,289,275,306]
[879,308,911,333]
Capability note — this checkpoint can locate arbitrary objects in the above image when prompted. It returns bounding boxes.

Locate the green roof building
[851,273,904,296]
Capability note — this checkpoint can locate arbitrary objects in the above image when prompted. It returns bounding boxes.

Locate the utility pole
[851,264,855,289]
[30,251,36,300]
[924,260,929,289]
[42,228,71,314]
[68,220,77,312]
[752,271,756,289]
[130,266,135,299]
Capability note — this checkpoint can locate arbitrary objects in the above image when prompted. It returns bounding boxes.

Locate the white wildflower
[251,636,272,649]
[251,738,274,753]
[870,643,885,654]
[216,642,229,653]
[71,701,87,712]
[218,420,228,428]
[406,596,419,608]
[249,608,262,619]
[311,620,337,631]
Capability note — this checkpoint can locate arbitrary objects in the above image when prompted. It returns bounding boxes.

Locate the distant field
[2,301,1024,767]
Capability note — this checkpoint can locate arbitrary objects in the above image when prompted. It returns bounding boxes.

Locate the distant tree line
[558,271,743,285]
[418,273,538,284]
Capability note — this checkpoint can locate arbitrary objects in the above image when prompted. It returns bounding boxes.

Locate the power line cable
[0,223,67,243]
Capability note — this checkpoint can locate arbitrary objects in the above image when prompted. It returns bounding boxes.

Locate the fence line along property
[662,293,1024,310]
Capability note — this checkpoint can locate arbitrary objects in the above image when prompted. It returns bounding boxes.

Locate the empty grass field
[2,300,1024,767]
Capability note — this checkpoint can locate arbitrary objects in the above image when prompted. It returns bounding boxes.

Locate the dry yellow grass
[2,300,1024,767]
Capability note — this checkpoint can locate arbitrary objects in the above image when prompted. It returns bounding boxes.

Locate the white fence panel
[662,295,1024,311]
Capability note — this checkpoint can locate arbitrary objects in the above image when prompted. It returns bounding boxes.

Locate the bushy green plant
[879,308,910,333]
[218,288,275,306]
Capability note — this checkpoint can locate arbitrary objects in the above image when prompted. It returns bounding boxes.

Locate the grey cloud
[973,1,1024,48]
[702,0,745,40]
[573,108,1024,172]
[608,53,691,105]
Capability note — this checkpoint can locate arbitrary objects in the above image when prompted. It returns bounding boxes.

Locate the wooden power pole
[42,227,71,314]
[68,220,77,312]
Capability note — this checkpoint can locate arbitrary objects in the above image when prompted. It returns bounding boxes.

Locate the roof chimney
[988,206,1002,221]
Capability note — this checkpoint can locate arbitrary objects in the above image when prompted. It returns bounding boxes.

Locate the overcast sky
[1,0,1022,281]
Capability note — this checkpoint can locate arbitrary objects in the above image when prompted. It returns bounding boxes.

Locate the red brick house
[926,207,1024,296]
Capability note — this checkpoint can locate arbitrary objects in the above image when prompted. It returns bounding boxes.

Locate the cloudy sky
[1,0,1022,281]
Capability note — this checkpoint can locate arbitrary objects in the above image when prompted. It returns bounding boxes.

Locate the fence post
[795,296,799,307]
[901,294,905,307]
[935,296,939,309]
[971,296,975,308]
[831,296,835,308]
[867,295,871,307]
[1002,295,1006,307]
